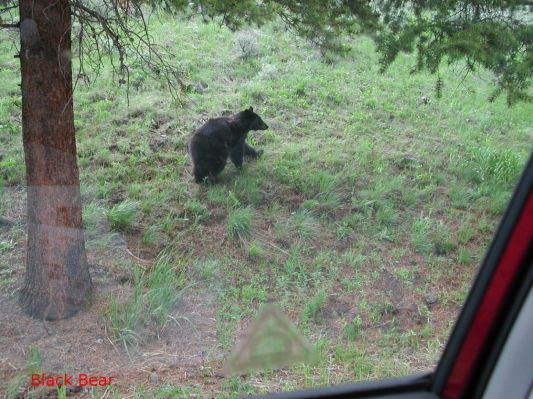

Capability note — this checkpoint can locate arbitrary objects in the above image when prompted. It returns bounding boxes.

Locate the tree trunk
[18,0,92,320]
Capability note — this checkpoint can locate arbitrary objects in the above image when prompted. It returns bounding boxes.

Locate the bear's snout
[257,122,268,130]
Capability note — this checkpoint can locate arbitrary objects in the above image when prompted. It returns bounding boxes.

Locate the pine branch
[0,4,18,15]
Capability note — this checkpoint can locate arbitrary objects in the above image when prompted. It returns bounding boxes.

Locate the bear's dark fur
[189,107,268,183]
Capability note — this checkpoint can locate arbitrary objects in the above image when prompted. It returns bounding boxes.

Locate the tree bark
[18,0,92,320]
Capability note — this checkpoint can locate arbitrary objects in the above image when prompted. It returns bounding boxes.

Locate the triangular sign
[223,305,315,375]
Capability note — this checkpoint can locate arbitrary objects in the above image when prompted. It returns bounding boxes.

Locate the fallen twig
[123,247,153,266]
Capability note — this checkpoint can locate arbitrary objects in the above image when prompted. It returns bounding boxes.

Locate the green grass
[227,206,254,239]
[106,256,185,349]
[185,199,210,224]
[247,241,266,260]
[288,209,321,241]
[343,315,363,341]
[106,200,140,232]
[1,10,532,398]
[141,223,167,247]
[301,290,327,323]
[5,346,42,399]
[411,217,434,255]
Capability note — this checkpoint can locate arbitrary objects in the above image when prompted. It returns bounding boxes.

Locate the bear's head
[243,106,268,131]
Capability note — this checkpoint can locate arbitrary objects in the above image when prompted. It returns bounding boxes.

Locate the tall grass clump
[83,201,106,236]
[284,247,307,286]
[288,209,320,241]
[107,266,145,348]
[141,224,167,247]
[146,255,184,324]
[227,206,254,240]
[106,200,139,231]
[106,256,184,349]
[410,217,434,255]
[466,147,522,186]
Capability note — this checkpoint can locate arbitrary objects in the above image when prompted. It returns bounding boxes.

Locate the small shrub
[0,157,24,184]
[5,347,42,399]
[0,240,15,252]
[375,204,398,227]
[27,346,42,375]
[315,190,342,213]
[107,266,142,345]
[490,190,512,215]
[393,267,416,285]
[233,175,265,206]
[434,240,456,256]
[235,30,260,60]
[146,256,183,323]
[370,302,396,323]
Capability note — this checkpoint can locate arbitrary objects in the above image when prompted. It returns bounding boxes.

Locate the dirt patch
[125,232,160,261]
[0,253,222,397]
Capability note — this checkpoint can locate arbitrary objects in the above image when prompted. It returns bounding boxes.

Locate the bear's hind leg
[207,157,227,182]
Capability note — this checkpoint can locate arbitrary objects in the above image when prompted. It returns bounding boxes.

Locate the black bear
[189,107,268,183]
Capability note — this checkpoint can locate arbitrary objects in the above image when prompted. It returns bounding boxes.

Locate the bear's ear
[248,106,254,112]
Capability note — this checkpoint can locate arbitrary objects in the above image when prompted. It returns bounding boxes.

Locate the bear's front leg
[193,165,208,184]
[230,138,245,169]
[243,142,263,158]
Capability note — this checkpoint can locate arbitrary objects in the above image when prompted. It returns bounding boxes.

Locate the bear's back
[194,117,231,138]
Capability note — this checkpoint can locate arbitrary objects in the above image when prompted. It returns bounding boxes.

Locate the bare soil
[0,240,223,398]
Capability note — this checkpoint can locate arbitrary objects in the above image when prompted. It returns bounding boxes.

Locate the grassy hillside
[0,12,532,398]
